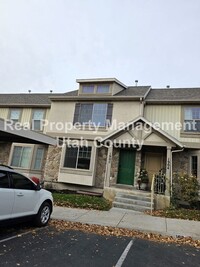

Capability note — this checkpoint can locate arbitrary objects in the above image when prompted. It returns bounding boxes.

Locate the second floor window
[32,110,45,131]
[82,85,95,93]
[184,107,200,132]
[9,109,21,123]
[81,84,110,94]
[73,103,113,127]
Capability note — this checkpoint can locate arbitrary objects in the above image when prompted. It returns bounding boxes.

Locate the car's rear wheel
[34,202,51,227]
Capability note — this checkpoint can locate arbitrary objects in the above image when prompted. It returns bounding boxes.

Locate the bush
[172,173,200,208]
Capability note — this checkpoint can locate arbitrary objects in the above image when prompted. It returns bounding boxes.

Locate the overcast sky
[0,0,200,93]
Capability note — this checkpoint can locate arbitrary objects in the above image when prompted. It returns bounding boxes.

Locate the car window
[0,171,10,188]
[12,173,35,190]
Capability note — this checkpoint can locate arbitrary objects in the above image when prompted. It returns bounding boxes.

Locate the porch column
[104,145,113,187]
[165,146,172,196]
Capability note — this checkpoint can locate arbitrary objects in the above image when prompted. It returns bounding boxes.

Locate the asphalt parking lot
[0,223,200,267]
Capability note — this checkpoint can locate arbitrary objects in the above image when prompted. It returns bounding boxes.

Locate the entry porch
[98,117,183,209]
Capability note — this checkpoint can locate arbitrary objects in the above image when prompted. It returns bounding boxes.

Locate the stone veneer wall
[0,143,12,165]
[95,146,108,188]
[40,147,48,181]
[110,148,120,186]
[44,146,62,183]
[134,151,142,187]
[172,151,189,174]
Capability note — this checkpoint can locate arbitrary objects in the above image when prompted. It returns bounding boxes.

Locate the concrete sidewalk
[52,206,200,240]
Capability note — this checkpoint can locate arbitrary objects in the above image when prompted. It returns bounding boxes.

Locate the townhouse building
[0,79,200,209]
[0,93,64,179]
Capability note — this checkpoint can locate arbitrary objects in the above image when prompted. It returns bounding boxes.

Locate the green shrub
[172,173,199,208]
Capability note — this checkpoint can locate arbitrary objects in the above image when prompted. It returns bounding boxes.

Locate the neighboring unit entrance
[145,152,163,184]
[117,149,136,185]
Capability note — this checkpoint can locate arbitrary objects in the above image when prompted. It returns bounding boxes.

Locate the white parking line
[115,239,134,267]
[0,234,23,243]
[0,227,44,244]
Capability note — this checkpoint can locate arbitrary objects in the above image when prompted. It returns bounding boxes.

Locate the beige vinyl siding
[20,108,32,124]
[0,108,9,119]
[145,105,200,144]
[145,105,181,139]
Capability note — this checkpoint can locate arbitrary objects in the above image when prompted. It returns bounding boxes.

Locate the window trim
[10,144,34,169]
[9,143,45,171]
[73,102,113,128]
[181,106,200,136]
[80,84,111,95]
[32,146,45,170]
[8,108,22,123]
[189,151,200,180]
[63,145,92,170]
[31,109,46,131]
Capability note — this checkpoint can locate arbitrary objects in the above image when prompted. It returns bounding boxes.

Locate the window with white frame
[81,84,110,94]
[9,109,21,123]
[63,146,92,170]
[96,84,110,93]
[82,85,95,94]
[10,145,45,170]
[32,109,45,131]
[73,103,113,127]
[11,146,32,168]
[184,107,200,132]
[33,147,45,170]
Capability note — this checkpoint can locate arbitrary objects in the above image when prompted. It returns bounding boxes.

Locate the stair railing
[150,174,155,215]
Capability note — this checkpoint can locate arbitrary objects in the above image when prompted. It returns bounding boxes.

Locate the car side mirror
[35,183,41,191]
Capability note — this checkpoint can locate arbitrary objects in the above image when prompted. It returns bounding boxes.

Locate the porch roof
[0,118,57,145]
[100,116,183,148]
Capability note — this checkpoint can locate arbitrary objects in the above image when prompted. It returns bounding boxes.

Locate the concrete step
[114,196,151,207]
[113,201,152,212]
[113,190,154,212]
[116,193,151,202]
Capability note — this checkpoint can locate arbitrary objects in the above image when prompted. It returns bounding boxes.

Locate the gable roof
[146,88,200,103]
[100,116,183,148]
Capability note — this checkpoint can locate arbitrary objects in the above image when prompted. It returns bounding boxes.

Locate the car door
[11,172,40,218]
[0,171,14,220]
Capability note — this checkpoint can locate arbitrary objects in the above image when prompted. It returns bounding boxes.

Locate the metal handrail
[150,174,155,215]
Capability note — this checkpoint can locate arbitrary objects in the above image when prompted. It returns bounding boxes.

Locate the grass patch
[52,193,111,211]
[148,207,200,221]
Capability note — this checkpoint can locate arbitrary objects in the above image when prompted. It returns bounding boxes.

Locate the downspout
[170,147,185,195]
[139,97,144,117]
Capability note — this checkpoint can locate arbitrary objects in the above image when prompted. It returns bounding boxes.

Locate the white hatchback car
[0,165,53,227]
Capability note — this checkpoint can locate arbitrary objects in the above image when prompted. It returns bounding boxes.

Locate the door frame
[117,149,136,185]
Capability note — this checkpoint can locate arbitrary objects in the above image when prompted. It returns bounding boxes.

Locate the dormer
[76,78,127,96]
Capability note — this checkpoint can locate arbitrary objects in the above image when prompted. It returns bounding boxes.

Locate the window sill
[181,132,200,138]
[60,167,92,176]
[73,125,109,132]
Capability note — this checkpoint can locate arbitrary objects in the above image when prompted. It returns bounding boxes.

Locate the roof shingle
[146,88,200,102]
[115,86,151,97]
[0,93,67,106]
